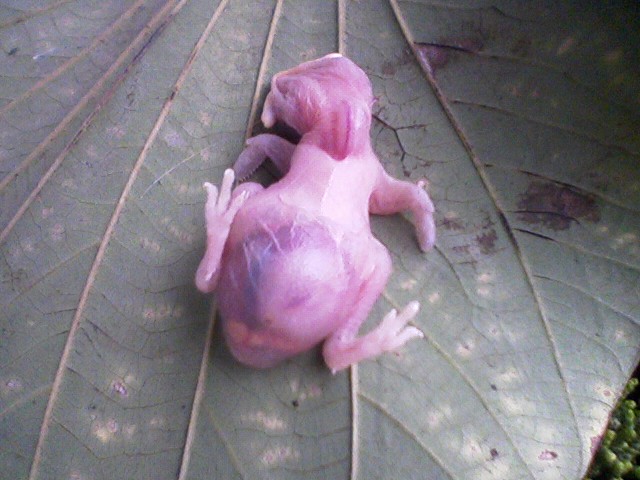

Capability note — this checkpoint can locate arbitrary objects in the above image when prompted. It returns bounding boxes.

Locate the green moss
[586,378,640,480]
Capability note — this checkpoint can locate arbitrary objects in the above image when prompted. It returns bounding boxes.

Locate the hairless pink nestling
[195,53,435,373]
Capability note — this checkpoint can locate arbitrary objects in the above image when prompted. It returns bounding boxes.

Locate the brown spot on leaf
[518,181,600,230]
[441,216,464,231]
[474,215,498,255]
[415,43,449,73]
[538,450,558,461]
[380,47,413,76]
[490,448,499,460]
[381,61,396,75]
[453,245,471,256]
[415,37,483,74]
[476,228,498,255]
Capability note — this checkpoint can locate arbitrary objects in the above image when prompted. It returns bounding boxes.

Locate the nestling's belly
[217,214,358,368]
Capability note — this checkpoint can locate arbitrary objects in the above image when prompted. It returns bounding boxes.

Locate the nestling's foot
[375,301,424,352]
[204,169,248,232]
[196,169,248,293]
[323,301,424,373]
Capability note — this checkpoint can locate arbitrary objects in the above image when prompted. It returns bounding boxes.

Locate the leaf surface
[1,1,638,479]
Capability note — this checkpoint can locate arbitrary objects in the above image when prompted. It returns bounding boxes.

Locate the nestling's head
[261,53,374,160]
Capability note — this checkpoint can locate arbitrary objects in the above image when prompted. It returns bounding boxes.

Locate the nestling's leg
[195,169,259,293]
[369,171,436,251]
[233,134,296,179]
[322,241,424,373]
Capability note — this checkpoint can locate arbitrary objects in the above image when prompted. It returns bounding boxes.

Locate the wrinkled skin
[195,54,435,372]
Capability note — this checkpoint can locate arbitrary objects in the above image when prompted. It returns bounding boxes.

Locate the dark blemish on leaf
[490,384,497,391]
[381,62,395,76]
[291,399,299,408]
[441,216,464,231]
[476,228,498,255]
[490,448,499,460]
[538,450,558,461]
[8,47,19,56]
[415,37,483,74]
[452,245,472,256]
[415,43,450,74]
[380,47,413,76]
[517,181,600,231]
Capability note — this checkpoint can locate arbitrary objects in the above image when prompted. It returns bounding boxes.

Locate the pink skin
[195,54,435,373]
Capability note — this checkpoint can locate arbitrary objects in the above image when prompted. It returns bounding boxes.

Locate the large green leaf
[1,1,638,479]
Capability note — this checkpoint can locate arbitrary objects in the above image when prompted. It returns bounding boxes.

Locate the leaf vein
[0,1,180,244]
[359,390,455,480]
[389,0,583,472]
[451,99,639,156]
[533,274,639,328]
